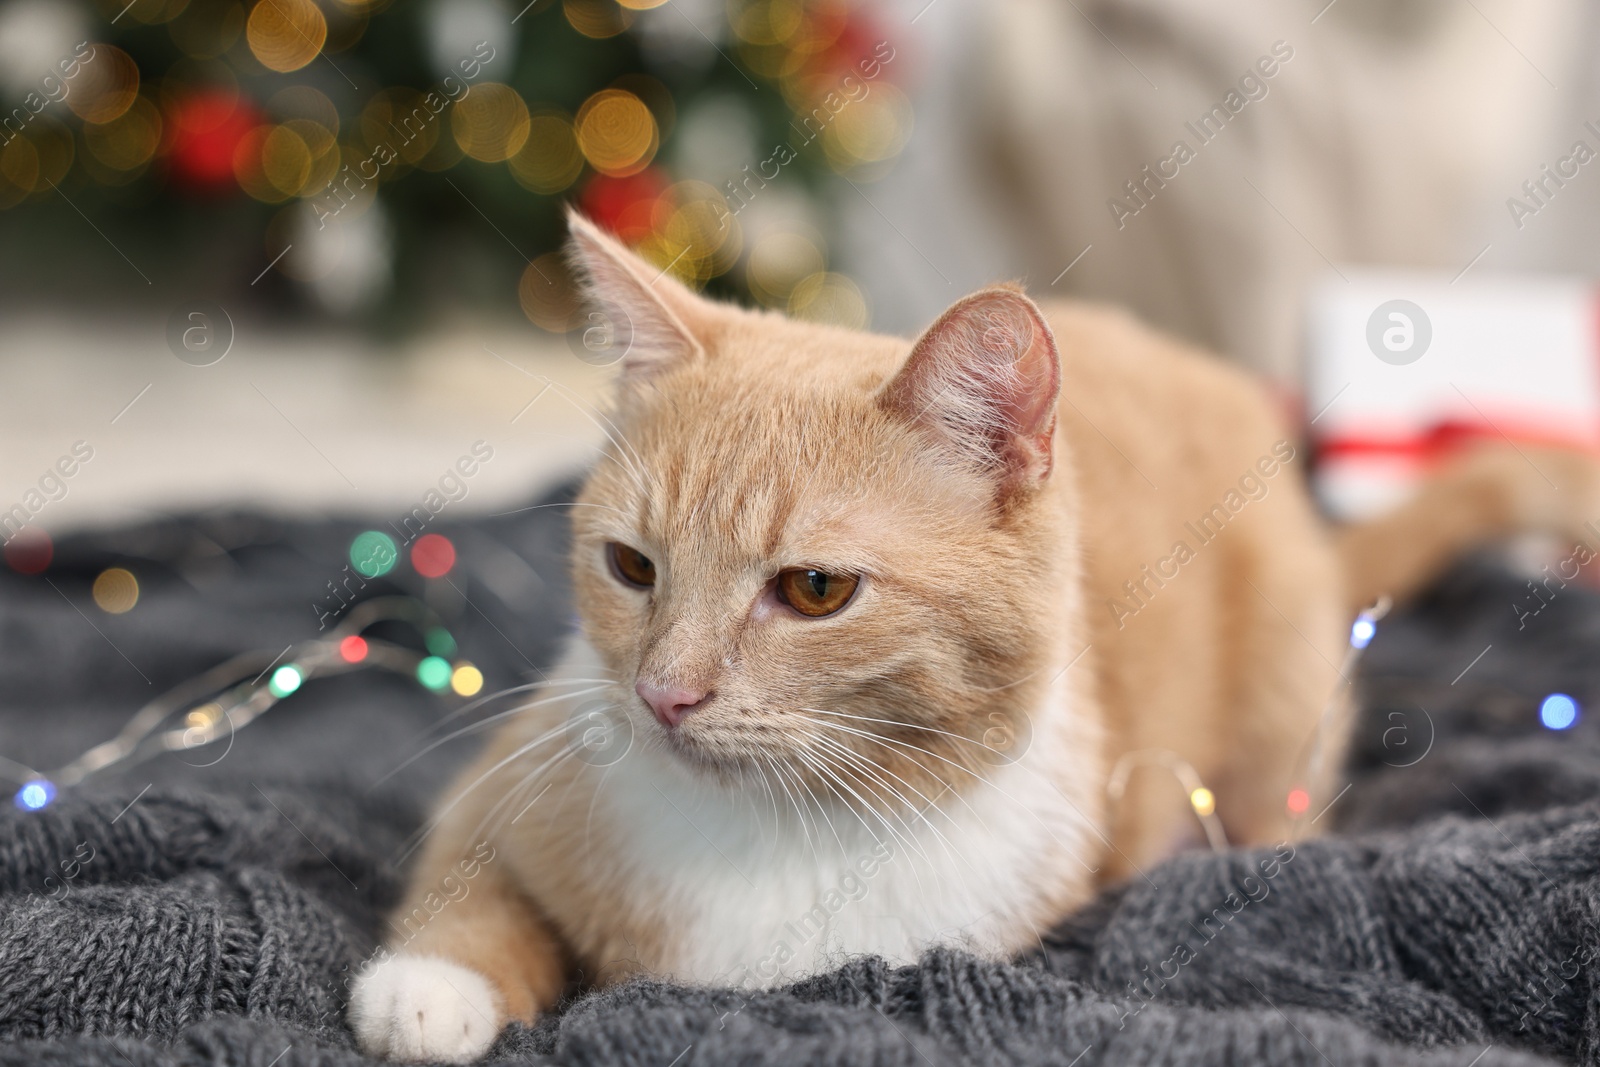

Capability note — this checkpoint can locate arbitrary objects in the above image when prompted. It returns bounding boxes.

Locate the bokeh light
[579,169,669,242]
[732,0,805,47]
[247,0,328,73]
[1,120,76,200]
[339,635,369,662]
[416,655,452,691]
[450,83,531,163]
[0,138,39,210]
[65,45,141,125]
[83,96,164,179]
[1189,787,1215,817]
[563,0,633,38]
[3,528,53,575]
[361,89,438,167]
[261,124,314,197]
[270,85,340,136]
[268,664,304,697]
[518,254,581,331]
[185,703,222,731]
[424,627,457,658]
[14,780,56,812]
[747,229,825,308]
[508,111,583,195]
[167,90,261,188]
[450,663,484,697]
[576,89,658,177]
[612,73,675,141]
[1350,616,1377,649]
[349,530,398,578]
[284,118,340,193]
[92,568,140,614]
[820,81,912,174]
[1540,693,1579,730]
[1286,788,1310,815]
[787,270,867,328]
[411,533,456,578]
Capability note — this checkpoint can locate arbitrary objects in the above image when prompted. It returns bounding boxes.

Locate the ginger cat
[350,212,1600,1061]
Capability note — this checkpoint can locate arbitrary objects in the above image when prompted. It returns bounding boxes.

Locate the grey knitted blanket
[2,495,1598,1066]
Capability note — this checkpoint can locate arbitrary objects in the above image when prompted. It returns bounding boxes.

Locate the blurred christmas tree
[0,0,908,333]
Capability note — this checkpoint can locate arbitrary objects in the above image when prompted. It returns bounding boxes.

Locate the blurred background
[4,0,1600,524]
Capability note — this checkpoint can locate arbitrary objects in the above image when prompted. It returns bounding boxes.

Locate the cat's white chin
[348,954,503,1063]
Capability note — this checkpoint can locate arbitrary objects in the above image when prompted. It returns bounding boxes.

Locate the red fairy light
[3,527,52,575]
[411,534,456,579]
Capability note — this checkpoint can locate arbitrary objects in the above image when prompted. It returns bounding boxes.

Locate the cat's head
[564,211,1075,805]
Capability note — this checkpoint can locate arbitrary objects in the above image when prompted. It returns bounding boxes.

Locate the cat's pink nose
[636,680,708,728]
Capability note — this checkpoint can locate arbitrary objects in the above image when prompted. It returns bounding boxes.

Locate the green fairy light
[416,656,452,691]
[424,628,457,658]
[349,531,399,578]
[268,664,304,698]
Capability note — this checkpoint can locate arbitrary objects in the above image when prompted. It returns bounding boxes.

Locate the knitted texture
[1,497,1597,1066]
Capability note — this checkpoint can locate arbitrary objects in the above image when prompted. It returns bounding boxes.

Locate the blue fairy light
[1350,616,1377,650]
[14,779,55,811]
[1540,693,1579,731]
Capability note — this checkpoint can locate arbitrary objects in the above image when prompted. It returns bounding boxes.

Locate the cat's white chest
[539,642,1101,986]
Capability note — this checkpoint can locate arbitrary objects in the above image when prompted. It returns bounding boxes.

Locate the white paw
[349,954,503,1063]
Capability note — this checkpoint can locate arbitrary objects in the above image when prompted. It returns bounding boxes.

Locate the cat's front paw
[349,954,504,1063]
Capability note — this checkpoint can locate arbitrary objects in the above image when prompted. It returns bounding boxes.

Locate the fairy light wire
[1106,747,1231,852]
[1283,596,1391,835]
[5,596,479,807]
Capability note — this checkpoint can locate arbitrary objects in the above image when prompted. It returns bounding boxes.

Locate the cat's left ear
[880,286,1060,491]
[564,208,708,381]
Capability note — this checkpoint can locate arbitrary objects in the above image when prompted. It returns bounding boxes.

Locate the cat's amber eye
[776,569,859,617]
[607,543,656,588]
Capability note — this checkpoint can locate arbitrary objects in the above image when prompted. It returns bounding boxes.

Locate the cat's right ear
[880,286,1061,494]
[564,208,707,381]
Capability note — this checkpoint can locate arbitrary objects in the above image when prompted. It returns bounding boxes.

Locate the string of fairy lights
[4,527,1587,821]
[1,0,904,325]
[2,527,488,812]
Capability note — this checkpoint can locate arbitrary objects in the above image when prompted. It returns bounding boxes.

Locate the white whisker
[375,685,613,784]
[805,737,939,873]
[801,725,971,879]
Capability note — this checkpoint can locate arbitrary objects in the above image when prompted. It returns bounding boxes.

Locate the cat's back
[1040,297,1315,594]
[1042,299,1286,471]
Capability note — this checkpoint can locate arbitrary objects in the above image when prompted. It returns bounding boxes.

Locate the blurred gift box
[1307,269,1600,521]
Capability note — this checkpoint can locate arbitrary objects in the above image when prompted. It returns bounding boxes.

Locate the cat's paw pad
[349,954,503,1063]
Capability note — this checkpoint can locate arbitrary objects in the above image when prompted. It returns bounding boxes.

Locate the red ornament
[411,534,456,579]
[3,527,52,575]
[167,91,262,189]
